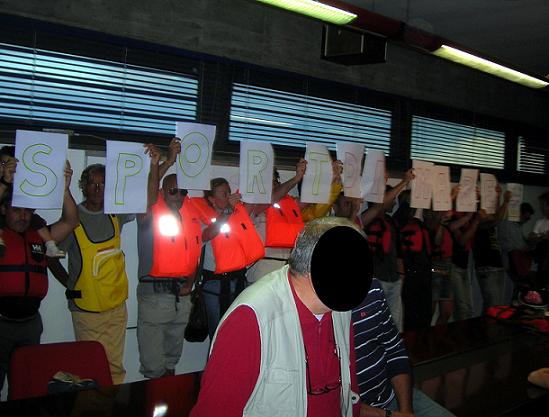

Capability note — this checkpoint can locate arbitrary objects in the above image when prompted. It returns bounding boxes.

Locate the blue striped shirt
[352,278,411,408]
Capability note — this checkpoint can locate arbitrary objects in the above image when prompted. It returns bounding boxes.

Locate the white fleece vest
[212,265,356,417]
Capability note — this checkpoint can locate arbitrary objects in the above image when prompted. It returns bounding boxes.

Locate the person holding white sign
[472,186,511,312]
[0,159,78,395]
[136,141,201,379]
[58,163,136,384]
[191,177,265,339]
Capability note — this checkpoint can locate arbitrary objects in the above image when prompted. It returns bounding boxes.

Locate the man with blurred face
[136,140,201,379]
[191,217,372,417]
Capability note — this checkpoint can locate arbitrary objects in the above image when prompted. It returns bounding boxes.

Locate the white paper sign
[301,142,332,204]
[480,173,498,214]
[336,142,364,198]
[12,130,68,209]
[431,165,452,211]
[411,160,434,209]
[239,140,274,204]
[104,141,150,214]
[361,149,385,203]
[176,122,216,190]
[456,168,479,212]
[506,183,524,222]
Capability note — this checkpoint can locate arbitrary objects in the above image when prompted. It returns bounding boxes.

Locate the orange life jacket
[189,198,265,273]
[0,228,48,299]
[149,193,202,278]
[365,216,393,255]
[265,195,304,248]
[400,219,432,256]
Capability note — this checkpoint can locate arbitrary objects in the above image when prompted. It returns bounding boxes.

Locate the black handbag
[184,247,209,342]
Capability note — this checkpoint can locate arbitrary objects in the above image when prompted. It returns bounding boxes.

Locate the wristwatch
[384,410,392,417]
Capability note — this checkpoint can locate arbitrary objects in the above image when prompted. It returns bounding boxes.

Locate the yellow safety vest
[73,215,128,312]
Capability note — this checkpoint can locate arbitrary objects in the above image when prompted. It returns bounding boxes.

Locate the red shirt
[190,275,360,417]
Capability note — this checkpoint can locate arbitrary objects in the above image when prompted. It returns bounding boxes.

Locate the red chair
[8,340,112,400]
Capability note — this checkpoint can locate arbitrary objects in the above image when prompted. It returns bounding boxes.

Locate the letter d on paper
[115,153,143,205]
[20,143,58,197]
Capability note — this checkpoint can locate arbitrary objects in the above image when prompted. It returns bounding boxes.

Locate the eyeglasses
[305,343,341,396]
[167,188,187,196]
[88,182,105,189]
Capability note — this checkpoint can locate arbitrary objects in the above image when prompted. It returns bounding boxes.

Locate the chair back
[8,340,112,400]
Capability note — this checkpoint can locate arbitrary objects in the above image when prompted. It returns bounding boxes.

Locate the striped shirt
[352,278,411,408]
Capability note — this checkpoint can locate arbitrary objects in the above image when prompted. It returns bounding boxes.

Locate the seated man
[353,279,456,417]
[191,217,373,417]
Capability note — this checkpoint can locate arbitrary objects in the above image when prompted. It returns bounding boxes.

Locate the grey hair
[288,217,365,276]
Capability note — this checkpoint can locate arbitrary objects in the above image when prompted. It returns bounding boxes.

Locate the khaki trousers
[71,302,128,385]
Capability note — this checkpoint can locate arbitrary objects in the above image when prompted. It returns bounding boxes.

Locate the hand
[166,137,181,165]
[402,168,415,184]
[179,281,193,296]
[143,143,161,166]
[64,160,73,190]
[228,192,242,208]
[332,159,343,184]
[295,158,307,181]
[2,157,17,184]
[451,185,460,201]
[495,184,502,195]
[503,190,512,203]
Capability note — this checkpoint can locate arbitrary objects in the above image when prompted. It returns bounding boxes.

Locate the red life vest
[432,225,453,260]
[149,193,202,278]
[365,216,393,255]
[189,198,265,273]
[400,219,432,256]
[0,228,48,299]
[265,195,304,248]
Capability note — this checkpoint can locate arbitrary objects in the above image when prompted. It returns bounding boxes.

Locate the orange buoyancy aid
[189,198,265,273]
[400,219,432,256]
[0,228,48,299]
[432,225,453,260]
[365,216,393,255]
[265,195,304,248]
[149,193,202,278]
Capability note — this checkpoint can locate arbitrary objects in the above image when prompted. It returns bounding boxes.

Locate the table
[0,372,198,417]
[403,316,549,417]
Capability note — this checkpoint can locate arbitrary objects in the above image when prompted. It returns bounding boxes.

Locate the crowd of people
[0,139,548,416]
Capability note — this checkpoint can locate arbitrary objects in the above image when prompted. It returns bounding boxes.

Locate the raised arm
[271,158,307,203]
[50,161,80,242]
[159,138,181,179]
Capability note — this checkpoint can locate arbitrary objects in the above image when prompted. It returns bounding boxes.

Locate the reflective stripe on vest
[0,228,48,299]
[189,198,265,273]
[73,215,128,312]
[149,193,202,278]
[265,195,304,248]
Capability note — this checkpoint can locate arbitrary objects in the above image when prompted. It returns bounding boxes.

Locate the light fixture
[432,45,549,89]
[256,0,357,25]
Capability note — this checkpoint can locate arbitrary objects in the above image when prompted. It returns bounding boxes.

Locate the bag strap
[194,245,207,289]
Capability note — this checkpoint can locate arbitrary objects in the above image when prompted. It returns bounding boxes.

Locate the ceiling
[339,0,549,81]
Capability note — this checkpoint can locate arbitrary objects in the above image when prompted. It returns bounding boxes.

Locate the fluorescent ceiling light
[433,45,549,89]
[256,0,357,25]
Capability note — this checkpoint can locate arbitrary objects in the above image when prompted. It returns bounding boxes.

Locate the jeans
[476,267,504,311]
[379,280,403,332]
[450,265,473,321]
[386,388,456,417]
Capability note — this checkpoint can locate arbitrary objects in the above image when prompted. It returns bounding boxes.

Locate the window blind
[411,115,505,169]
[0,43,198,134]
[229,83,391,152]
[517,136,548,175]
